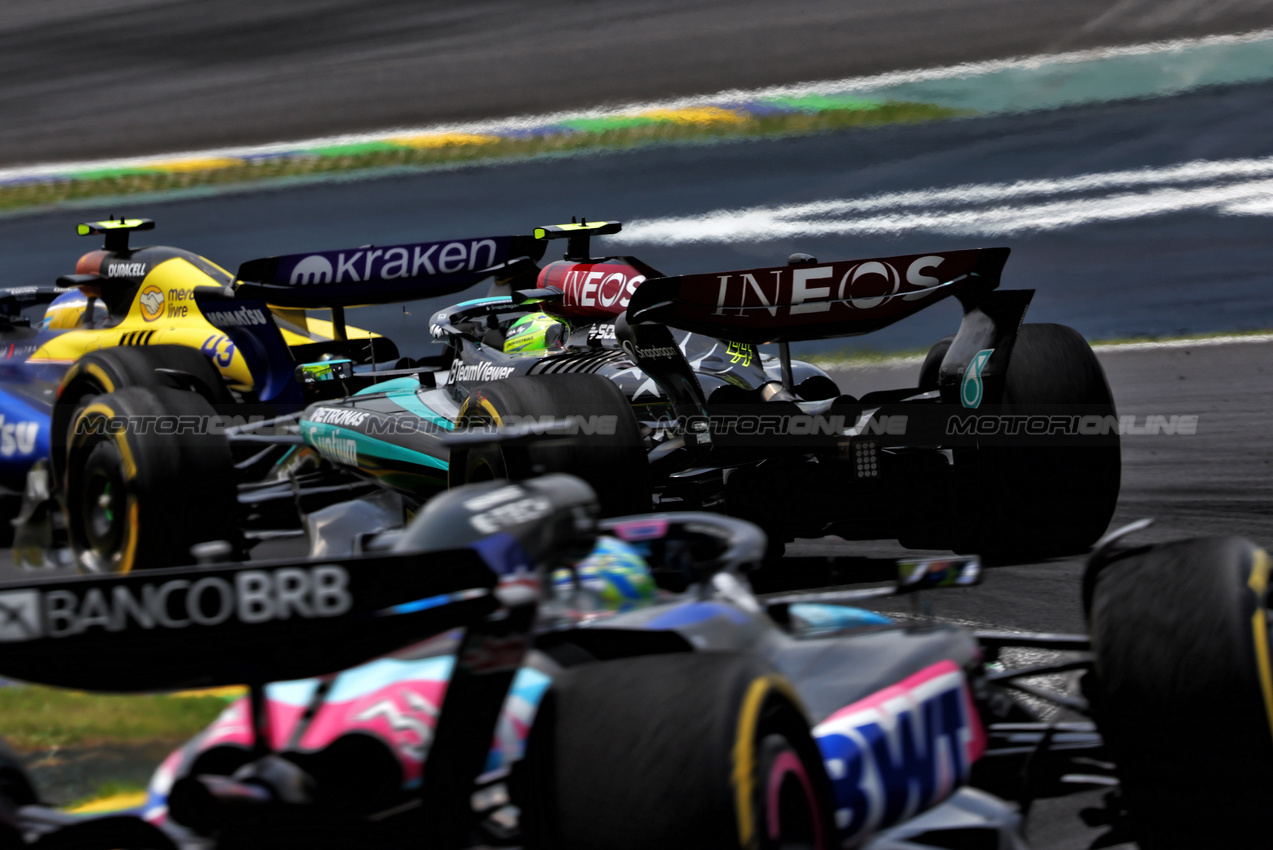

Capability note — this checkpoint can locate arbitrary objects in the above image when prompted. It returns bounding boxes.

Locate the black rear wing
[0,550,498,692]
[235,234,546,308]
[626,247,1011,344]
[620,246,1034,409]
[0,472,616,692]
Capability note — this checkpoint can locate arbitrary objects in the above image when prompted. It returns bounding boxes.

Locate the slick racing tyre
[451,373,649,517]
[953,323,1120,558]
[51,345,233,487]
[65,386,236,573]
[1086,536,1273,849]
[520,652,834,850]
[0,738,37,809]
[0,738,36,847]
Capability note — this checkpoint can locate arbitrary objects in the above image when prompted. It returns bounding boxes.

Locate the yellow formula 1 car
[0,217,540,547]
[23,217,393,389]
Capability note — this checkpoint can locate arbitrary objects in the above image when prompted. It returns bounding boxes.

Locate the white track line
[813,334,1273,369]
[1092,333,1273,352]
[613,153,1273,243]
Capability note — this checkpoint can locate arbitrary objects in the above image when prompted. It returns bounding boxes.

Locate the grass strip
[803,347,928,369]
[0,101,963,213]
[0,685,232,751]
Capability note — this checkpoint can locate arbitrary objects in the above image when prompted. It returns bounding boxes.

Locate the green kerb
[559,116,663,132]
[763,95,884,111]
[301,141,406,157]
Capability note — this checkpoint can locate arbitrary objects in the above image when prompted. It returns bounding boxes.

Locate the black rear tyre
[51,346,233,487]
[1087,536,1273,849]
[65,386,236,572]
[450,374,649,517]
[520,652,833,850]
[917,335,953,392]
[954,323,1120,558]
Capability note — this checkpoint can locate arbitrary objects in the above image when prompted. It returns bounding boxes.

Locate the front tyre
[65,386,236,572]
[451,374,649,517]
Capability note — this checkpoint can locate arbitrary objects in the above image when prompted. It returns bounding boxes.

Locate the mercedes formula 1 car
[30,219,1120,573]
[0,479,1263,849]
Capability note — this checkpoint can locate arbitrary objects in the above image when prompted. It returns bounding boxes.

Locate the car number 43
[201,334,237,368]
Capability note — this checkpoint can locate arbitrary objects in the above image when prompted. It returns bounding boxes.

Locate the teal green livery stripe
[354,377,456,431]
[452,296,513,309]
[300,419,448,471]
[353,431,448,470]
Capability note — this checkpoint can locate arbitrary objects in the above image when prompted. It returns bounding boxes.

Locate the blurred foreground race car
[0,482,1264,849]
[30,219,1120,572]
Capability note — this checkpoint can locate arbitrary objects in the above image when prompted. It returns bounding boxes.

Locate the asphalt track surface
[8,0,1273,166]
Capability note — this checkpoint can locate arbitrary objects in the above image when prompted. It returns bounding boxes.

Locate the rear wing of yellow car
[234,234,546,309]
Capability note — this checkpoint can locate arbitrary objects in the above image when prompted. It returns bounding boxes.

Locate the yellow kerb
[391,133,501,149]
[141,157,244,173]
[638,107,746,125]
[171,685,248,700]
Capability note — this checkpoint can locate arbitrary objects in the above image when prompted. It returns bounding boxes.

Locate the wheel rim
[762,736,825,850]
[75,440,130,573]
[89,477,116,537]
[459,411,505,484]
[468,455,498,482]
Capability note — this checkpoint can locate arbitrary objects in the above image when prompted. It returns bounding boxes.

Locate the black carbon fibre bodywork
[231,231,1065,554]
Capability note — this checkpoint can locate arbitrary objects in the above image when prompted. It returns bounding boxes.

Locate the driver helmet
[551,536,656,613]
[504,311,568,356]
[42,290,105,330]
